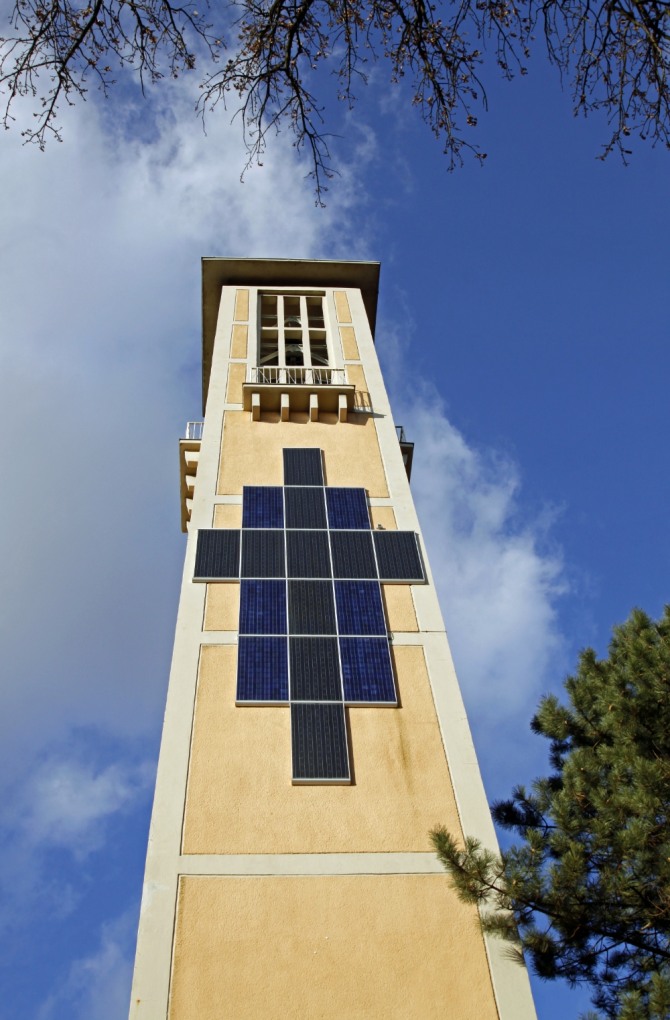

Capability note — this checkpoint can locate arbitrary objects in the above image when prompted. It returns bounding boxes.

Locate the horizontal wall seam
[177,852,444,875]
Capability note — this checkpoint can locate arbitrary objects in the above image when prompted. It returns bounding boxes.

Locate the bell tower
[129,258,536,1019]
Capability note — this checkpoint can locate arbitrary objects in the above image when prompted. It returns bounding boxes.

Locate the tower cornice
[201,257,381,412]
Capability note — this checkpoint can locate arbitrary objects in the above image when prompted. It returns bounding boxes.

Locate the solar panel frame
[283,448,324,486]
[334,581,387,636]
[289,637,343,701]
[237,636,289,703]
[239,579,287,635]
[240,529,286,578]
[325,488,370,530]
[339,637,397,705]
[291,702,350,783]
[330,531,377,579]
[288,580,337,635]
[242,486,284,529]
[373,530,426,582]
[286,530,332,579]
[284,486,328,529]
[193,530,240,580]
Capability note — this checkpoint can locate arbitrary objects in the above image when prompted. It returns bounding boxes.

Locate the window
[257,292,329,374]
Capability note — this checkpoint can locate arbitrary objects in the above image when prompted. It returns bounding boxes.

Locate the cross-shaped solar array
[194,448,425,783]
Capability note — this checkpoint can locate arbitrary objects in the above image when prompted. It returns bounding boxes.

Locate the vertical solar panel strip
[194,530,240,579]
[283,448,324,486]
[339,638,397,704]
[334,581,387,635]
[237,637,289,702]
[373,531,425,581]
[241,530,285,578]
[325,488,370,529]
[239,579,287,634]
[291,703,350,782]
[288,580,337,635]
[290,637,342,701]
[286,531,332,578]
[284,487,327,529]
[242,486,284,528]
[330,531,377,579]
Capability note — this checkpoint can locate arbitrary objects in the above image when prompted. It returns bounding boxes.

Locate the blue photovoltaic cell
[237,636,288,702]
[241,529,285,578]
[373,530,425,582]
[284,486,327,529]
[194,530,240,579]
[339,638,396,704]
[326,488,370,530]
[330,531,377,579]
[286,530,331,578]
[242,486,284,529]
[334,581,386,635]
[239,579,287,634]
[283,448,324,486]
[291,702,350,781]
[288,580,337,635]
[289,637,342,701]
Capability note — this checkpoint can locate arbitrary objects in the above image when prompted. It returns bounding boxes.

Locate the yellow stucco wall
[204,583,240,632]
[340,325,359,359]
[334,290,351,323]
[234,288,249,321]
[217,412,389,496]
[226,363,246,403]
[213,504,242,528]
[346,363,371,412]
[169,874,498,1020]
[230,323,248,359]
[382,585,418,632]
[369,505,396,529]
[182,644,461,853]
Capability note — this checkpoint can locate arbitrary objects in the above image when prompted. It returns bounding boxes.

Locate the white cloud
[37,910,136,1020]
[0,87,378,1013]
[0,77,374,782]
[391,384,568,792]
[0,69,570,1013]
[15,756,153,858]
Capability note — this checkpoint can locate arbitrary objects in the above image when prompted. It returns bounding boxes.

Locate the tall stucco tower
[129,258,536,1019]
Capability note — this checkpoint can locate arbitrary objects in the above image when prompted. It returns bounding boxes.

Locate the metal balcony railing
[247,366,347,387]
[184,421,204,441]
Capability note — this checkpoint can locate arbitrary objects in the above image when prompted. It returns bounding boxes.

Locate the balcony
[179,421,203,532]
[395,425,415,481]
[242,365,356,420]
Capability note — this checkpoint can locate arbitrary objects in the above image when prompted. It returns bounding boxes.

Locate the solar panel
[291,703,350,782]
[330,531,377,579]
[193,530,240,580]
[283,448,324,486]
[325,488,370,529]
[241,529,285,578]
[288,580,337,634]
[373,531,425,582]
[289,637,342,701]
[239,579,287,635]
[286,530,331,578]
[284,486,327,529]
[339,638,396,704]
[208,448,419,784]
[237,636,289,702]
[334,581,387,635]
[242,486,284,529]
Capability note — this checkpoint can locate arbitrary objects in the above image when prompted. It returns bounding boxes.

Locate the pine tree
[432,607,670,1019]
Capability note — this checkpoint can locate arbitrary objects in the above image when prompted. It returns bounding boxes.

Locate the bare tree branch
[1,0,669,194]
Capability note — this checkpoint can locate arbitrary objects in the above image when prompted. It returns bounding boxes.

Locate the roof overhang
[201,257,381,413]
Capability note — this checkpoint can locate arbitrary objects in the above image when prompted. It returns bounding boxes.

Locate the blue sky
[0,40,668,1019]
